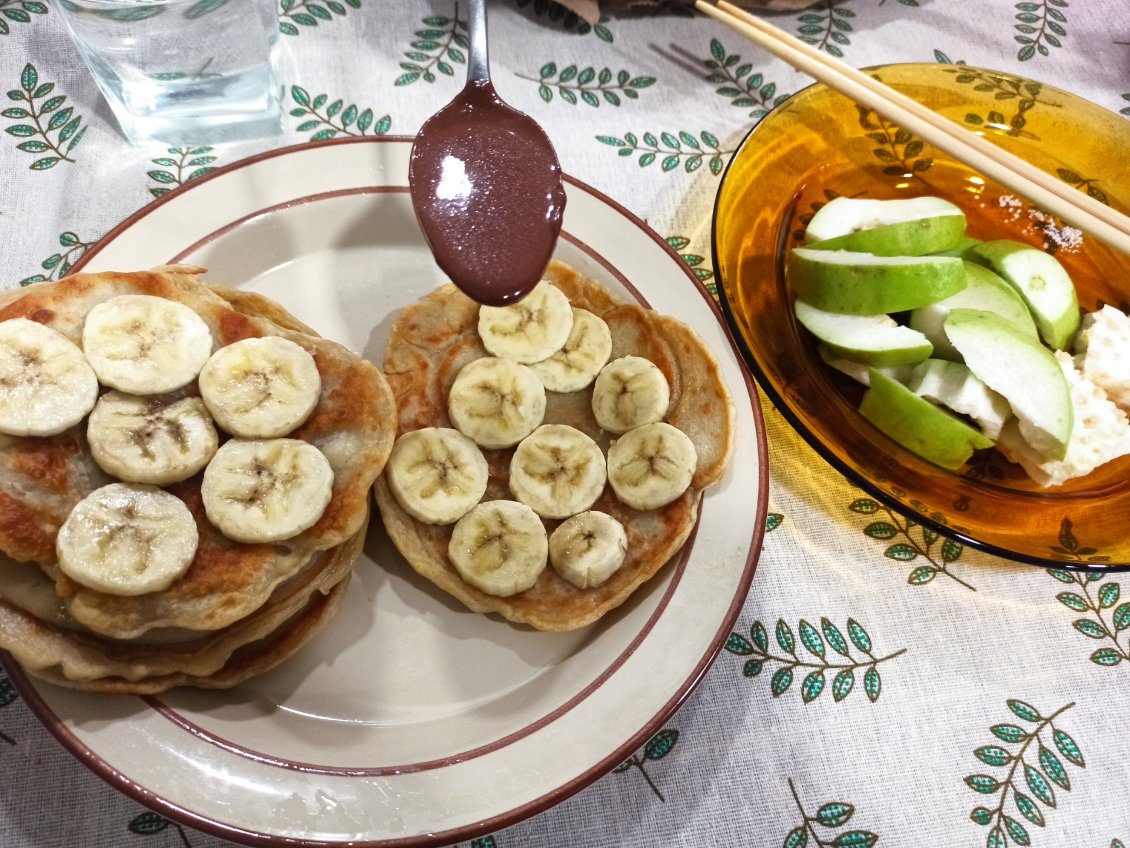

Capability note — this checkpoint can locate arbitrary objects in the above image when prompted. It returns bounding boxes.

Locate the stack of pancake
[0,268,396,694]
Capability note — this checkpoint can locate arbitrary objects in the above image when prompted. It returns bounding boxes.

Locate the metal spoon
[408,0,566,306]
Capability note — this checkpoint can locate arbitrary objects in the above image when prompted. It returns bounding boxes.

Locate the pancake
[0,267,397,639]
[10,576,350,695]
[375,260,734,630]
[0,517,364,685]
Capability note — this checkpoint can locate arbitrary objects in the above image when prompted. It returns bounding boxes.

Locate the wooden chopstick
[695,0,1130,256]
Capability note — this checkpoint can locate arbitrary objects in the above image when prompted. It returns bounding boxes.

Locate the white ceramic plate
[9,137,767,846]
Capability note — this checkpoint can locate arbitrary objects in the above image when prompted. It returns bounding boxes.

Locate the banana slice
[0,318,98,436]
[528,308,613,393]
[591,355,671,435]
[56,482,198,596]
[386,427,489,525]
[477,281,574,364]
[201,438,334,543]
[448,356,546,449]
[82,294,214,394]
[198,336,322,438]
[607,421,697,511]
[549,510,628,589]
[88,391,219,485]
[447,499,548,597]
[508,424,607,519]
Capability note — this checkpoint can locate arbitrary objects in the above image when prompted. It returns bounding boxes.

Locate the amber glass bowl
[713,63,1130,571]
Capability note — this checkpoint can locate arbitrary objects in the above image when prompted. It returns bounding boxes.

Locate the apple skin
[795,300,933,366]
[908,262,1038,361]
[969,239,1080,350]
[931,236,983,260]
[789,249,966,314]
[943,307,1073,461]
[806,215,966,256]
[860,368,994,471]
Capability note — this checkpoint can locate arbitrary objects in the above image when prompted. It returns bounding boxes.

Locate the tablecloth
[3,1,1130,846]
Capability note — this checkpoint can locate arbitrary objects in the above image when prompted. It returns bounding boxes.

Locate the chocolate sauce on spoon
[409,0,566,306]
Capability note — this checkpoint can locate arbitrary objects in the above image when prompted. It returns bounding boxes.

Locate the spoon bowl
[409,0,566,306]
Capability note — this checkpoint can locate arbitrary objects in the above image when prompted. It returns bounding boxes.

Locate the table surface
[3,1,1130,847]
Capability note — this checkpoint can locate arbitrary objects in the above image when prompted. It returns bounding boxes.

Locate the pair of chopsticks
[695,0,1130,256]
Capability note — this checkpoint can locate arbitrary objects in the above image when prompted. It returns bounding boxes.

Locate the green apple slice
[931,235,983,260]
[969,239,1080,349]
[817,344,916,386]
[795,300,932,366]
[996,352,1130,487]
[859,369,994,471]
[789,249,966,314]
[908,262,1038,361]
[943,308,1073,460]
[804,196,967,256]
[906,358,1011,440]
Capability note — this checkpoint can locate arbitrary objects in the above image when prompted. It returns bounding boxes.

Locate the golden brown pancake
[9,577,350,695]
[0,517,364,686]
[375,260,734,630]
[0,267,397,639]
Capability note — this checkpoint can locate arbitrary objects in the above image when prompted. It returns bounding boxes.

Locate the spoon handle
[466,0,489,83]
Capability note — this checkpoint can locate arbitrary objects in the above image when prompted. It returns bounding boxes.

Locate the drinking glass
[55,0,282,146]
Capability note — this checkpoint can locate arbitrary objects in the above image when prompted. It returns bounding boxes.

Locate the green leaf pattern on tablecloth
[0,0,47,36]
[596,130,731,175]
[848,497,977,590]
[289,85,392,140]
[613,728,680,802]
[941,65,1062,140]
[19,230,94,284]
[795,1,855,59]
[725,617,905,704]
[784,779,879,847]
[703,38,791,122]
[664,234,714,295]
[1048,567,1129,666]
[395,5,469,87]
[521,63,654,108]
[3,63,86,169]
[1014,0,1069,62]
[966,701,1083,848]
[855,101,934,178]
[127,811,195,845]
[146,146,219,198]
[279,0,360,37]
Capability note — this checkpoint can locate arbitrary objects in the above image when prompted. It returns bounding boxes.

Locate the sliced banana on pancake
[528,308,613,393]
[56,482,198,596]
[448,356,546,449]
[607,421,697,511]
[386,427,489,525]
[477,281,574,364]
[549,510,628,589]
[447,499,548,596]
[199,336,322,438]
[0,318,98,436]
[509,424,606,519]
[82,294,214,394]
[591,355,671,435]
[87,391,219,485]
[201,438,334,543]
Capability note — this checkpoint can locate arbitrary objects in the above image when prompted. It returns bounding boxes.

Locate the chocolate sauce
[409,79,567,307]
